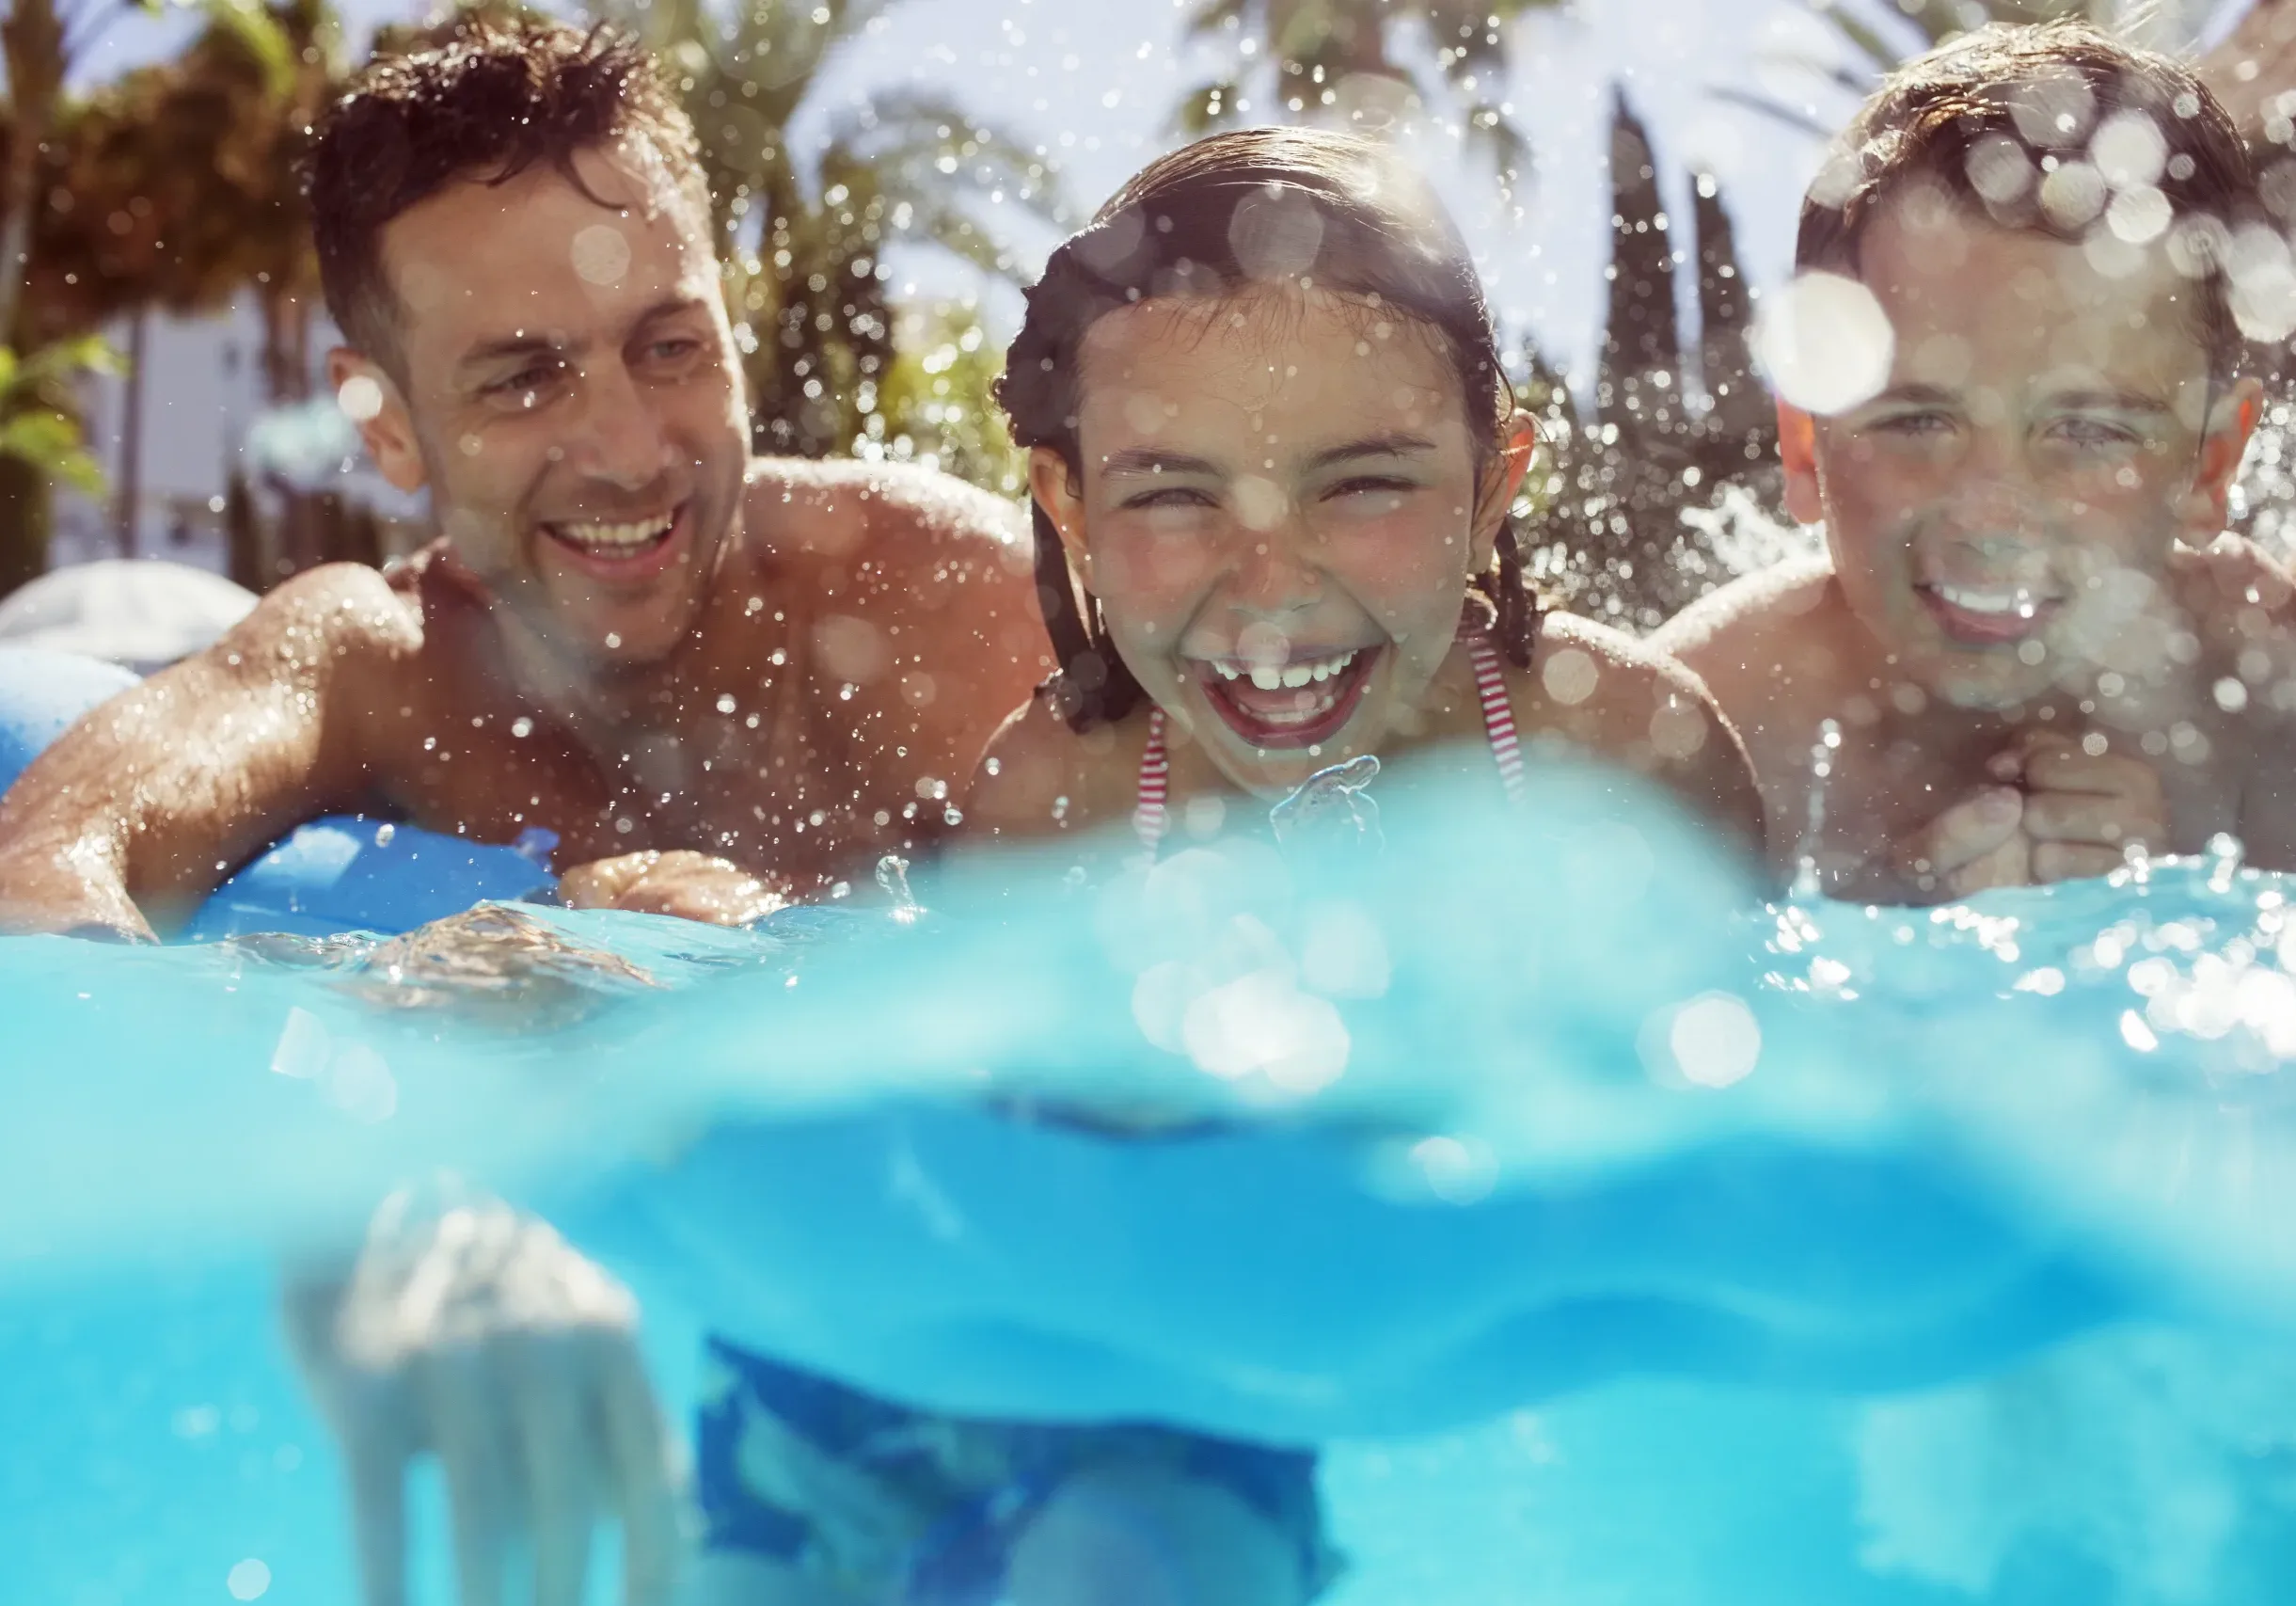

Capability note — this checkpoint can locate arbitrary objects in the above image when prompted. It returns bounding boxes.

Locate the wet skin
[0,146,1049,938]
[967,285,1762,855]
[1657,193,2296,901]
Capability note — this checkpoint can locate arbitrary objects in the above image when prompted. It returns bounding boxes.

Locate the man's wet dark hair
[1797,20,2257,381]
[306,19,706,375]
[996,126,1540,733]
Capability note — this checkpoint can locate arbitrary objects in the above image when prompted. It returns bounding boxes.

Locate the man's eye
[484,364,560,402]
[648,338,702,363]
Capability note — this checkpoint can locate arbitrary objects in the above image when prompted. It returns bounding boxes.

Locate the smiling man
[0,21,1048,940]
[1656,23,2296,902]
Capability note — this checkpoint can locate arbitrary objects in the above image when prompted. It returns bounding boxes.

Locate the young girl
[971,127,1761,857]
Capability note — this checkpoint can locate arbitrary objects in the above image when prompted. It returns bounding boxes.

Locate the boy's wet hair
[306,20,706,376]
[997,126,1541,733]
[1798,21,2256,380]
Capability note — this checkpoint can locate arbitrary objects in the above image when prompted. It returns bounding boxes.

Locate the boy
[1657,23,2296,902]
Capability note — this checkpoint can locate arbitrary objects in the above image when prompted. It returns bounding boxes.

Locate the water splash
[1790,718,1844,899]
[1269,754,1384,851]
[875,853,923,923]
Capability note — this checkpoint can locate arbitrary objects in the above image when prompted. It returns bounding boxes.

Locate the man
[0,22,1048,941]
[1656,23,2296,902]
[0,20,1055,1604]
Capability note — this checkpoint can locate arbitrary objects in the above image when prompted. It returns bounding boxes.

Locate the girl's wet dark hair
[996,126,1540,732]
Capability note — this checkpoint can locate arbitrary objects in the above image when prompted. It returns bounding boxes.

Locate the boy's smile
[1786,190,2256,713]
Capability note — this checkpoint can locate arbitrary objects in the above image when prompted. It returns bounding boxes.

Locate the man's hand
[284,1196,681,1606]
[558,851,787,927]
[1886,783,2032,902]
[2008,731,2166,884]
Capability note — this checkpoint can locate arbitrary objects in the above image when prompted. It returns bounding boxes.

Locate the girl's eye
[1119,485,1219,511]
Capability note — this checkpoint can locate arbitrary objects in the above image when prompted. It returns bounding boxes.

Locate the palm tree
[0,334,115,594]
[1172,0,1560,179]
[591,0,1066,458]
[1718,0,2093,140]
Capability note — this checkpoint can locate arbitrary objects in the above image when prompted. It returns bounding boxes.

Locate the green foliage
[592,0,1066,463]
[866,304,1021,497]
[0,335,114,596]
[1173,0,1560,177]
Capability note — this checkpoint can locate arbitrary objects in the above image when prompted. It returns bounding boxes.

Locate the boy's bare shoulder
[1650,555,1839,677]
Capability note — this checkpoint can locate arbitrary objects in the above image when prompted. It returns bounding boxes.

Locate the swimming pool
[8,750,2296,1603]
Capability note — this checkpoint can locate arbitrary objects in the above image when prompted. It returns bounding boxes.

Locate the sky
[56,0,2257,393]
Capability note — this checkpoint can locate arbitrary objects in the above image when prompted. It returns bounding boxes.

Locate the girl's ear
[1027,446,1092,588]
[1471,410,1540,569]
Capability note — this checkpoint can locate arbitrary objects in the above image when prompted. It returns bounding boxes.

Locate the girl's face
[1033,284,1527,798]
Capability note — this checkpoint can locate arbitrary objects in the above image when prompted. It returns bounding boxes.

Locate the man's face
[339,142,748,674]
[1788,191,2256,712]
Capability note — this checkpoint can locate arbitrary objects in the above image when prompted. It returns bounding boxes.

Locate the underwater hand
[559,851,787,927]
[284,1194,681,1606]
[2008,732,2165,884]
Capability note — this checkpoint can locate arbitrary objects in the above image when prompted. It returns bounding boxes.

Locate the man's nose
[568,362,675,489]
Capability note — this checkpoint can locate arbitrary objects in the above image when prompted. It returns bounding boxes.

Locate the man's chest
[371,678,943,885]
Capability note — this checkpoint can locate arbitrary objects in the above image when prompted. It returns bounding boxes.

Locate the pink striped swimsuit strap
[1132,707,1172,853]
[1466,629,1528,804]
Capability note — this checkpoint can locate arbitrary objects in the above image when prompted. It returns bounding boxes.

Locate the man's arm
[0,565,415,938]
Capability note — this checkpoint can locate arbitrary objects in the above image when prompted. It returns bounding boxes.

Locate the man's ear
[1472,410,1540,570]
[1778,399,1823,526]
[326,347,426,494]
[1026,446,1091,587]
[2180,375,2263,544]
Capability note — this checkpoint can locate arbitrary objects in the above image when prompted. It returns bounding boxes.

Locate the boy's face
[1783,191,2257,713]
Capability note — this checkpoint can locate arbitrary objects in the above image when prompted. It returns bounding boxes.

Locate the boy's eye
[1325,475,1417,500]
[2046,416,2141,449]
[1871,411,1953,438]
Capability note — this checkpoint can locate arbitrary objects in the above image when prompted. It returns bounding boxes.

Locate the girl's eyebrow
[1306,432,1438,470]
[1101,447,1223,477]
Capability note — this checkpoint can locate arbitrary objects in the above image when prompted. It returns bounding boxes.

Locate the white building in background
[55,293,424,580]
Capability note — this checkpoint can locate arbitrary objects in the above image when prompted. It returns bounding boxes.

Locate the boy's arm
[0,565,413,939]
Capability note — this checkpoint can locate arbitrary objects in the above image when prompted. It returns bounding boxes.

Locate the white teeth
[1935,584,2034,615]
[559,514,674,548]
[1217,648,1360,692]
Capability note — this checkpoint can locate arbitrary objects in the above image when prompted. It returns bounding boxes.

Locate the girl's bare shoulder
[964,692,1152,843]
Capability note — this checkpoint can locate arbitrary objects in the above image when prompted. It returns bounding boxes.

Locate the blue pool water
[10,742,2296,1600]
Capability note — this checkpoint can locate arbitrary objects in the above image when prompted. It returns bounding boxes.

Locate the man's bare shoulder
[208,562,423,683]
[745,457,1029,574]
